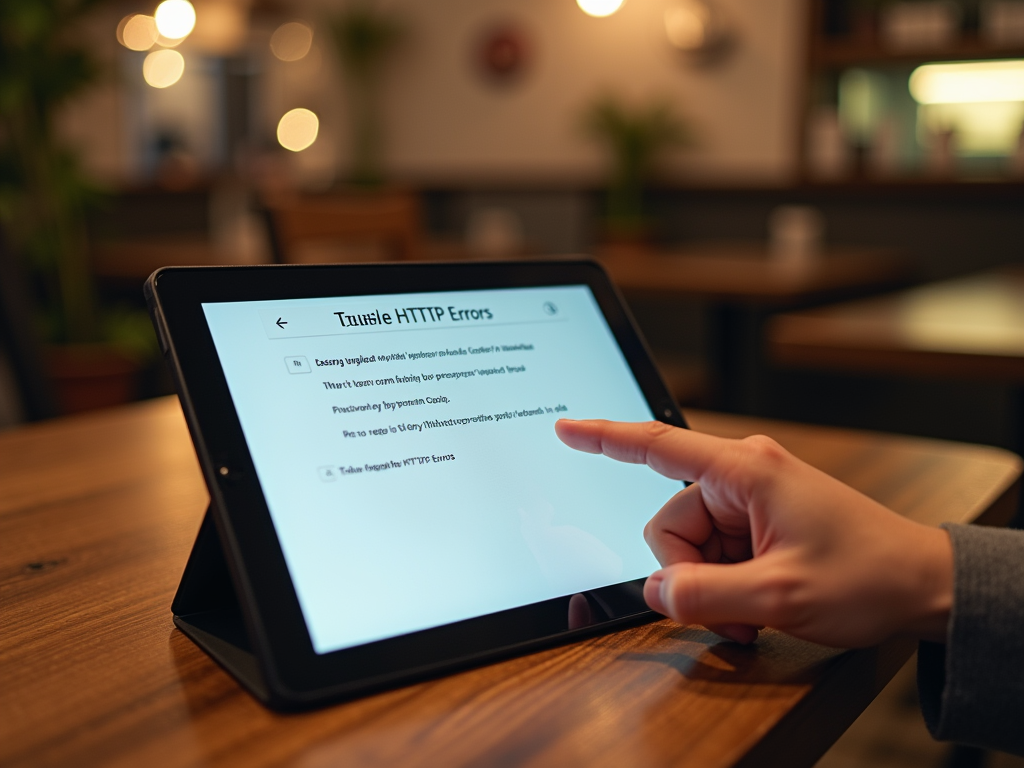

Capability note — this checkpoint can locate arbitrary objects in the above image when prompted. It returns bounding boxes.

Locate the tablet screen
[202,285,679,655]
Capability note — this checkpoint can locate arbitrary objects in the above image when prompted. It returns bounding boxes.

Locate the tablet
[146,261,688,710]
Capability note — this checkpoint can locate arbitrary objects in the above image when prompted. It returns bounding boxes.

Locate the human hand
[555,419,953,648]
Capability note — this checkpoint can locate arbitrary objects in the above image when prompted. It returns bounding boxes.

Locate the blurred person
[555,419,1024,756]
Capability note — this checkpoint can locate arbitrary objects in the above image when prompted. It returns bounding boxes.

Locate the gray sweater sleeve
[917,523,1024,756]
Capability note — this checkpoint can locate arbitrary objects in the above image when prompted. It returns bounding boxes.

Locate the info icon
[317,465,339,482]
[285,356,311,374]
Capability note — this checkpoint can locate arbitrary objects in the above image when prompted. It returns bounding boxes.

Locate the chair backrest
[0,229,57,421]
[263,190,423,264]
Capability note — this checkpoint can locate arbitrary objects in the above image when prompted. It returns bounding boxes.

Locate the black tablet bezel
[147,261,688,707]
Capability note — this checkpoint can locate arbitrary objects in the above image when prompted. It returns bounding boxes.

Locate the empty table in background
[600,244,914,412]
[768,266,1024,449]
[600,244,910,305]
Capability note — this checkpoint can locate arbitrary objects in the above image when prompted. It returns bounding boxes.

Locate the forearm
[918,523,1024,757]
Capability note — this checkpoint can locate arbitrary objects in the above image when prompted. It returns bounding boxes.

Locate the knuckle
[664,564,700,621]
[643,519,656,543]
[643,420,675,442]
[758,570,808,627]
[741,434,787,464]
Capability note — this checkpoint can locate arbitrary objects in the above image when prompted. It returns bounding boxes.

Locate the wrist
[903,525,954,643]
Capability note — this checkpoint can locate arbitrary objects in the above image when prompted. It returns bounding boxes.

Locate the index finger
[554,419,726,482]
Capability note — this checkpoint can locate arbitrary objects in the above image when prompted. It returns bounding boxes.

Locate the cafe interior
[2,0,1024,766]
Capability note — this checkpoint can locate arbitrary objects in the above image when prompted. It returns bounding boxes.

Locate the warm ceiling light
[118,14,159,51]
[143,49,185,88]
[277,108,319,152]
[154,0,196,40]
[910,60,1024,104]
[577,0,625,18]
[270,22,313,61]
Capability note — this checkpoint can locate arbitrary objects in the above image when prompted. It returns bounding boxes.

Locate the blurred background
[2,0,1023,436]
[1,0,1023,764]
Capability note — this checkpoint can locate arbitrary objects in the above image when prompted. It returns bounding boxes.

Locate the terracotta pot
[599,229,655,260]
[46,344,141,415]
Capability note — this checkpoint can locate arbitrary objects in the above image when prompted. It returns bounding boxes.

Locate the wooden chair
[263,190,423,264]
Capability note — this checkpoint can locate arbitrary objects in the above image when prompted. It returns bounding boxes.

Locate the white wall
[65,0,806,187]
[365,0,806,185]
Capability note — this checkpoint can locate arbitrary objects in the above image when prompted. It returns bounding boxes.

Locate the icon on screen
[285,356,312,374]
[543,302,558,316]
[317,465,339,482]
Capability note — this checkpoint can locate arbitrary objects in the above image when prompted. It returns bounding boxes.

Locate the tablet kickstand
[171,506,270,703]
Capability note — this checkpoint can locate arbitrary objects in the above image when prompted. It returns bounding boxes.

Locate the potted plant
[0,0,155,414]
[582,94,691,247]
[329,3,406,189]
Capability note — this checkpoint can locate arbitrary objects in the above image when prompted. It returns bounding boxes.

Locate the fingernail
[644,571,666,614]
[719,625,758,645]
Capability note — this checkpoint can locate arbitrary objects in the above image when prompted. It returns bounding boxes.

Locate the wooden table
[1,398,1019,768]
[599,244,913,413]
[600,243,911,306]
[768,266,1024,382]
[768,266,1024,449]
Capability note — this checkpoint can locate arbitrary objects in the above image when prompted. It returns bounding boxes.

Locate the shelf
[810,38,1024,68]
[793,178,1024,196]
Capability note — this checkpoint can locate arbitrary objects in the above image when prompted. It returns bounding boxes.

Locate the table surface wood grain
[768,266,1024,382]
[1,397,1020,768]
[599,244,912,305]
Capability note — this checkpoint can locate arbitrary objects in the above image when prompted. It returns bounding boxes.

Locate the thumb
[648,558,781,630]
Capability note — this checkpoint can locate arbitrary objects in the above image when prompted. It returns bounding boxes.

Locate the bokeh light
[665,2,709,50]
[154,0,196,40]
[910,61,1024,155]
[143,49,185,88]
[910,60,1024,104]
[118,14,159,51]
[577,0,625,18]
[157,34,186,48]
[270,22,314,61]
[277,108,319,151]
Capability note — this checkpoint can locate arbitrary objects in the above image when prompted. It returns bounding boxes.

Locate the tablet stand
[171,507,270,702]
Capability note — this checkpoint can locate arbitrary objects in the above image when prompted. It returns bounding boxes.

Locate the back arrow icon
[276,317,287,328]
